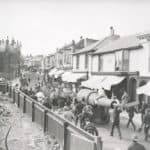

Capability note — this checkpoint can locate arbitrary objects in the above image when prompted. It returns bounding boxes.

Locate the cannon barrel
[77,89,118,108]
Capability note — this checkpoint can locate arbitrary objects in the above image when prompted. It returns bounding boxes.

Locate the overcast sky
[1,0,150,56]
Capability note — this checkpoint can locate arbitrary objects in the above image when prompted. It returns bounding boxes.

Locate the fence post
[43,109,48,132]
[17,92,20,107]
[32,101,35,122]
[63,122,68,150]
[8,85,11,97]
[95,136,103,150]
[23,95,26,113]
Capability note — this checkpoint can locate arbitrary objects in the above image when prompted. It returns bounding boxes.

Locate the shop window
[115,51,123,71]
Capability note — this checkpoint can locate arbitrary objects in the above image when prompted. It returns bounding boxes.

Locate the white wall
[72,55,76,71]
[102,53,115,72]
[92,55,98,72]
[129,41,150,76]
[79,54,85,71]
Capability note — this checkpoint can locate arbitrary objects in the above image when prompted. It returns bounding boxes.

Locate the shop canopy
[54,70,64,78]
[81,75,125,91]
[62,72,87,83]
[48,68,58,76]
[81,76,107,89]
[62,71,72,81]
[101,76,125,90]
[137,82,150,96]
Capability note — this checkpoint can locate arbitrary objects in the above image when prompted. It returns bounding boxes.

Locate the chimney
[110,26,115,36]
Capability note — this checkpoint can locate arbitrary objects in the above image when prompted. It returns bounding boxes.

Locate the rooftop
[94,35,142,55]
[73,34,120,55]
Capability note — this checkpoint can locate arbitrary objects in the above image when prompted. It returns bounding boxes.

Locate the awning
[54,70,64,78]
[81,76,106,89]
[62,72,72,81]
[48,68,58,76]
[101,76,125,90]
[62,72,87,83]
[137,82,150,96]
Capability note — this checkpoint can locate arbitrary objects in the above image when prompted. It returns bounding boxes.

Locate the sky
[1,0,150,56]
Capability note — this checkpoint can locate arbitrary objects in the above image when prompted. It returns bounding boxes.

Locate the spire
[11,38,15,46]
[6,36,9,45]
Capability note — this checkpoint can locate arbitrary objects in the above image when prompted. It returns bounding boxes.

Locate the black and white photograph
[0,0,150,150]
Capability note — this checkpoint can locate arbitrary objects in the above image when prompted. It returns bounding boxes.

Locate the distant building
[24,54,43,72]
[0,37,22,79]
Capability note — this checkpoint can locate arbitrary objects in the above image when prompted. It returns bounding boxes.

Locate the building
[55,40,75,70]
[24,54,43,72]
[42,53,56,71]
[72,27,119,75]
[72,37,99,73]
[0,37,22,79]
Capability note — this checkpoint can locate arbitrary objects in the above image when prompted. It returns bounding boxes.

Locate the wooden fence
[7,84,103,150]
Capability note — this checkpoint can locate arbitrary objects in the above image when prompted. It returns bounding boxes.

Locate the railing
[7,83,103,150]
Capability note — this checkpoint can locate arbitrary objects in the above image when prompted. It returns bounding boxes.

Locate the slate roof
[73,35,120,55]
[94,35,142,55]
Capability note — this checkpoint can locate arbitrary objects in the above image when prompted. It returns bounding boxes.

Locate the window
[115,51,123,71]
[98,55,103,71]
[122,50,129,71]
[85,54,89,69]
[76,55,80,69]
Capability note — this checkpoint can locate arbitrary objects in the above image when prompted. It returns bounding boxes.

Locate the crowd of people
[18,74,99,136]
[17,72,150,149]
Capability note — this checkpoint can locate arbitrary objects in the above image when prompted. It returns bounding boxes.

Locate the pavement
[0,95,53,150]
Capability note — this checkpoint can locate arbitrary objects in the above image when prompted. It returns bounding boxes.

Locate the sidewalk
[0,96,51,150]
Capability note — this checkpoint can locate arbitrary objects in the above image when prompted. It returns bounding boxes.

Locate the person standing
[141,108,150,141]
[126,106,137,131]
[110,106,122,139]
[128,134,146,150]
[140,100,148,122]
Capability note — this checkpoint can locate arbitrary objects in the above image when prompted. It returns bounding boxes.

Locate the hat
[132,134,138,142]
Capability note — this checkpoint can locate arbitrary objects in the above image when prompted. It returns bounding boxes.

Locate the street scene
[1,0,150,150]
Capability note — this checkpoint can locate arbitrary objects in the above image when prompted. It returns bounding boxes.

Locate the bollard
[95,136,103,150]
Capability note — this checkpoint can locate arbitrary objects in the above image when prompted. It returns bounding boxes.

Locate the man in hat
[128,134,146,150]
